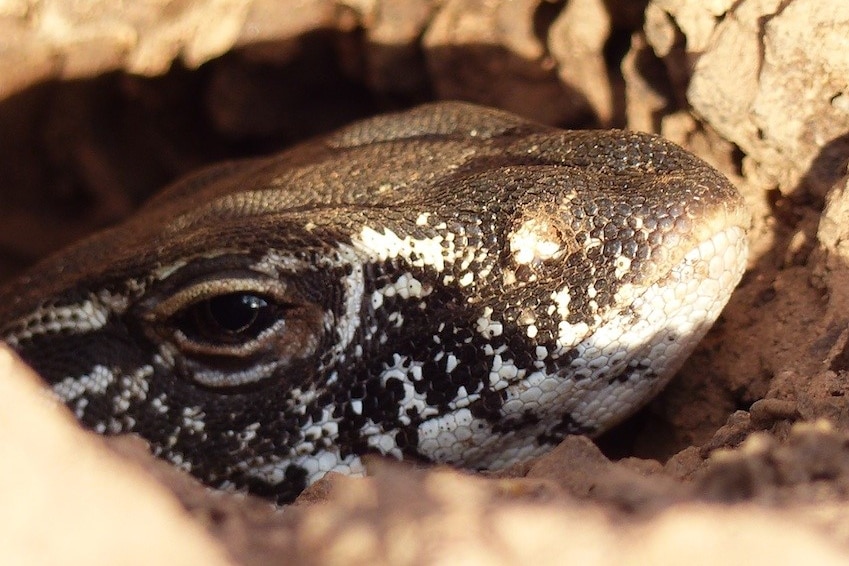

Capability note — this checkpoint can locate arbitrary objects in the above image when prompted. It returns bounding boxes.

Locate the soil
[3,0,849,564]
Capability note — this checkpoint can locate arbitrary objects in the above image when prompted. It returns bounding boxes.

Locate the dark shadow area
[797,132,849,204]
[0,31,399,279]
[0,29,599,280]
[603,0,650,128]
[425,41,595,129]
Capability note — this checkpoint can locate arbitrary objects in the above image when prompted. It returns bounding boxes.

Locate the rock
[0,347,233,566]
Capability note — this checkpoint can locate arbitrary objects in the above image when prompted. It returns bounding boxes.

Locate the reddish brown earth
[3,1,849,564]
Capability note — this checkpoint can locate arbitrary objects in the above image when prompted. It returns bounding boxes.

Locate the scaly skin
[0,102,749,503]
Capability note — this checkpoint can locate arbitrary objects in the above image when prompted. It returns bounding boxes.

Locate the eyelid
[171,315,287,357]
[144,277,290,321]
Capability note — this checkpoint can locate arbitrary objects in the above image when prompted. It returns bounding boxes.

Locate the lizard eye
[141,274,327,388]
[177,292,282,346]
[143,276,323,360]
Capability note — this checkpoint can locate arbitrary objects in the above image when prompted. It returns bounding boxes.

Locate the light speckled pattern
[0,102,749,503]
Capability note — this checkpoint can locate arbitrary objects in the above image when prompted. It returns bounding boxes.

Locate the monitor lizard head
[0,102,749,503]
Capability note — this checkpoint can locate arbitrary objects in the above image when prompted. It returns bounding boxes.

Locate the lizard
[0,102,749,503]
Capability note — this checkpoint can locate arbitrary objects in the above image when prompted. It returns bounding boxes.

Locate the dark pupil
[206,294,268,333]
[186,293,278,343]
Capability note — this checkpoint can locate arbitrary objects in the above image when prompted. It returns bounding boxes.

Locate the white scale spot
[151,395,169,414]
[614,255,632,279]
[367,430,401,457]
[509,218,563,264]
[387,311,404,328]
[73,398,89,419]
[4,293,125,346]
[491,356,521,382]
[53,365,115,402]
[181,406,206,433]
[377,354,439,423]
[445,354,458,373]
[356,225,455,272]
[551,287,571,317]
[376,272,432,302]
[165,451,193,473]
[238,422,261,445]
[475,306,503,338]
[290,387,319,407]
[557,320,590,350]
